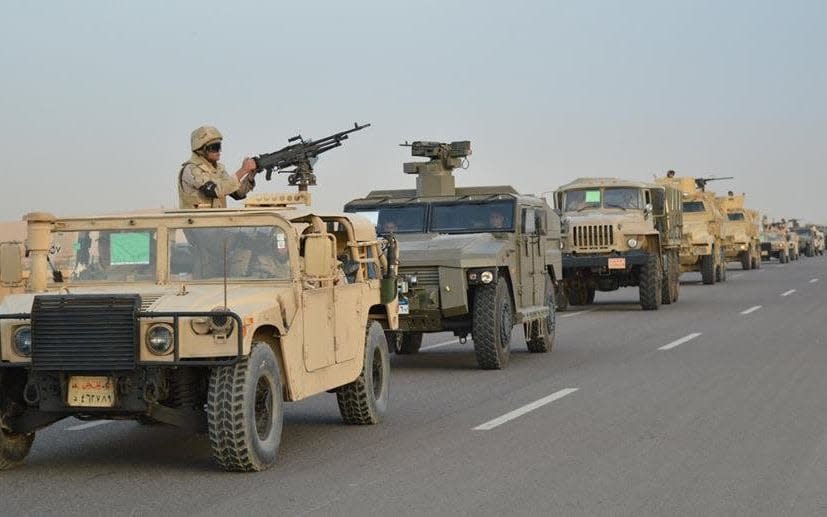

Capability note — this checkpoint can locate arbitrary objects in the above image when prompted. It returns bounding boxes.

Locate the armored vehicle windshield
[727,212,746,221]
[348,199,516,234]
[793,228,812,236]
[682,201,706,213]
[55,229,158,283]
[562,187,642,211]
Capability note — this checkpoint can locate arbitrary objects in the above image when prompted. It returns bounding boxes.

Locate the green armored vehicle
[345,141,562,370]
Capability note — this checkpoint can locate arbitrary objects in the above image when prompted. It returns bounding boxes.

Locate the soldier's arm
[229,158,258,200]
[181,164,241,200]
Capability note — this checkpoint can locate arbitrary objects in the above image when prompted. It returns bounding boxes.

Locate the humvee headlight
[480,271,494,284]
[627,238,639,248]
[146,324,174,356]
[209,307,234,335]
[13,326,32,357]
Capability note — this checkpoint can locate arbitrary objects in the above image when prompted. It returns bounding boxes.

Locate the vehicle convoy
[0,125,401,472]
[553,178,683,310]
[784,223,801,261]
[656,175,730,285]
[345,140,562,370]
[760,230,790,262]
[789,220,821,257]
[814,227,826,255]
[716,193,761,270]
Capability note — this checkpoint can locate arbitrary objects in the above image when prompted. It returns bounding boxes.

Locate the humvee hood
[396,233,510,267]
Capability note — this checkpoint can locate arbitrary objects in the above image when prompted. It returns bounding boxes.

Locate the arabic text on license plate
[607,258,626,269]
[67,376,116,408]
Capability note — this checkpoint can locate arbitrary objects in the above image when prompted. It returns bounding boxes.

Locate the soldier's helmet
[191,126,223,151]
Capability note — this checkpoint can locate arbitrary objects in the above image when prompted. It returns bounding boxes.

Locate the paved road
[2,257,826,516]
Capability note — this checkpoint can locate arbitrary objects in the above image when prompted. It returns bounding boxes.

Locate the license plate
[607,258,626,269]
[398,299,410,315]
[67,376,116,408]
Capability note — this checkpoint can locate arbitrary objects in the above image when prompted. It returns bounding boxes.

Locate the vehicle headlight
[145,324,174,356]
[480,271,494,284]
[209,307,234,334]
[13,326,32,357]
[627,238,639,248]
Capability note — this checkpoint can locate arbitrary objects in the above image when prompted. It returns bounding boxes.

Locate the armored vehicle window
[350,205,427,234]
[682,201,706,213]
[171,226,291,281]
[56,230,157,283]
[603,188,642,210]
[563,190,601,211]
[430,200,515,233]
[727,213,746,221]
[794,228,811,236]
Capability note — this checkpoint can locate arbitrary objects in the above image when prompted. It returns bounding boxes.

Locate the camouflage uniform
[178,154,256,209]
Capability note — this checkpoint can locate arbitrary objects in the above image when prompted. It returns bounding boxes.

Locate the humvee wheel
[527,274,556,353]
[566,283,589,306]
[701,253,716,284]
[556,285,569,312]
[392,332,422,355]
[337,322,390,425]
[639,253,662,311]
[585,287,596,305]
[0,425,34,471]
[472,281,513,369]
[207,342,283,472]
[740,252,751,270]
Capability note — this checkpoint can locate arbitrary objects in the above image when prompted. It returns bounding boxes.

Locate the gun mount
[400,140,471,197]
[694,176,734,192]
[253,122,370,191]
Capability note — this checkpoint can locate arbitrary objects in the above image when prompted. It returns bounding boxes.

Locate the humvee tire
[395,332,423,355]
[701,254,716,284]
[527,274,556,353]
[0,424,34,471]
[556,285,569,312]
[740,252,750,270]
[566,283,589,306]
[207,342,283,472]
[585,287,596,305]
[337,322,390,425]
[472,281,513,369]
[639,253,662,311]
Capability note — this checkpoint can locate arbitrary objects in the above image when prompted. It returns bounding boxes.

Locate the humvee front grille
[398,267,440,286]
[572,225,615,251]
[31,294,139,371]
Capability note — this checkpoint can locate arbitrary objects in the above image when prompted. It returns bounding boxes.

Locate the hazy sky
[1,0,825,223]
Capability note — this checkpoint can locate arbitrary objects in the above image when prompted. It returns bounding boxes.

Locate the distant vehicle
[717,194,761,270]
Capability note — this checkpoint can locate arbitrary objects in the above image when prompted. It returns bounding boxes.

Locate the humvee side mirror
[303,235,336,278]
[0,242,24,284]
[644,203,653,217]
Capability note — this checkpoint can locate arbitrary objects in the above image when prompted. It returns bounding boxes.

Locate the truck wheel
[566,284,588,306]
[207,342,283,472]
[701,254,716,284]
[0,425,34,471]
[660,252,675,305]
[585,287,596,305]
[807,244,814,257]
[472,281,513,369]
[740,252,750,270]
[716,250,727,282]
[556,284,569,312]
[397,332,422,355]
[527,274,556,353]
[338,322,390,425]
[639,253,662,311]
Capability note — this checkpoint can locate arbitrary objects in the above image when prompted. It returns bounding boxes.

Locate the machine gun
[399,140,471,197]
[694,176,734,192]
[253,122,370,191]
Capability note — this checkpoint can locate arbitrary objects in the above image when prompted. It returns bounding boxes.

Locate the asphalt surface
[3,257,827,516]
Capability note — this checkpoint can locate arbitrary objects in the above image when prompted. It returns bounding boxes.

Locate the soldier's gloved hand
[241,157,258,175]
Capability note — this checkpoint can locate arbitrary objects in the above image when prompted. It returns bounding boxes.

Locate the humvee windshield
[727,212,745,221]
[682,201,706,213]
[171,226,291,281]
[431,200,515,232]
[53,230,158,283]
[563,188,642,211]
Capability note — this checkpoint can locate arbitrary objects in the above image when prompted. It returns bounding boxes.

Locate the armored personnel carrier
[345,141,562,370]
[716,193,761,270]
[554,178,683,310]
[656,175,729,284]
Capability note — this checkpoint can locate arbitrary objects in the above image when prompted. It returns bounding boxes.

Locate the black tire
[807,244,814,258]
[566,283,588,306]
[207,342,283,472]
[716,250,727,283]
[472,281,513,369]
[585,287,596,305]
[639,253,662,311]
[396,332,422,355]
[740,252,750,270]
[0,427,34,471]
[701,253,716,285]
[556,283,569,312]
[527,274,556,353]
[337,321,390,425]
[660,252,675,305]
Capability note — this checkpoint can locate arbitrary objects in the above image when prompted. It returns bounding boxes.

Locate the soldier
[178,126,259,209]
[666,170,676,178]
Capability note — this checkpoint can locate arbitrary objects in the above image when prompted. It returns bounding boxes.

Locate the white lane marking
[810,278,819,284]
[658,332,702,351]
[421,339,459,351]
[730,273,743,279]
[65,421,112,432]
[473,388,578,431]
[781,289,796,297]
[740,305,762,315]
[560,308,596,319]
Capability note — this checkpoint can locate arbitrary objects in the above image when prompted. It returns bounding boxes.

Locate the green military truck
[345,141,562,369]
[554,178,683,310]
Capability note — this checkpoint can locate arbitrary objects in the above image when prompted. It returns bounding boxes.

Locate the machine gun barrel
[253,122,370,187]
[694,176,734,191]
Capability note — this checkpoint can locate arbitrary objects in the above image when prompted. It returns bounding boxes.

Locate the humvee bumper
[562,251,650,270]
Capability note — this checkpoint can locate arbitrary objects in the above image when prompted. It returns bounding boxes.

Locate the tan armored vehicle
[814,227,825,255]
[0,127,400,472]
[716,193,761,270]
[790,220,821,257]
[554,178,683,310]
[760,229,790,263]
[783,222,801,261]
[345,141,562,370]
[656,176,729,284]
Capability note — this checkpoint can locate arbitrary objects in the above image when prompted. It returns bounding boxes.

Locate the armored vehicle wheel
[740,252,751,270]
[585,287,596,305]
[661,252,679,305]
[207,342,283,472]
[566,283,589,306]
[639,253,662,311]
[701,254,716,284]
[472,281,513,369]
[807,244,814,257]
[0,426,34,471]
[395,332,423,355]
[556,285,569,311]
[337,322,390,425]
[716,251,727,283]
[527,274,556,353]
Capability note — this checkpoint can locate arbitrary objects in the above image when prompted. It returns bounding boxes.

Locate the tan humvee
[656,176,729,284]
[716,194,762,270]
[0,192,399,472]
[554,178,683,310]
